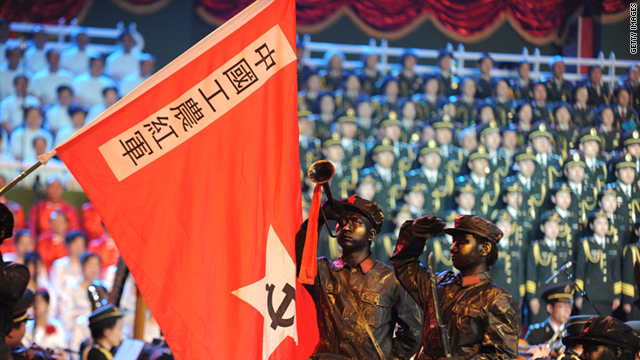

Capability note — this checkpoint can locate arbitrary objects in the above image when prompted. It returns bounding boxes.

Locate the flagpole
[0,150,57,197]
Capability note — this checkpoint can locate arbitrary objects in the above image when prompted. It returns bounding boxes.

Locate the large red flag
[55,0,318,358]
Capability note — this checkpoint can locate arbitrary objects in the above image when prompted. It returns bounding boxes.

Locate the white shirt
[569,182,582,196]
[620,183,632,198]
[119,73,146,97]
[374,164,392,183]
[22,318,68,351]
[49,257,83,296]
[0,94,42,132]
[105,49,141,81]
[54,124,82,148]
[585,157,596,172]
[422,167,438,182]
[60,46,101,76]
[0,64,21,100]
[86,102,107,123]
[506,206,518,220]
[457,206,473,215]
[518,174,531,190]
[44,104,72,134]
[72,73,116,107]
[555,206,568,218]
[544,237,557,251]
[58,279,93,332]
[9,126,54,160]
[29,68,74,105]
[24,47,48,75]
[470,173,486,190]
[593,234,606,248]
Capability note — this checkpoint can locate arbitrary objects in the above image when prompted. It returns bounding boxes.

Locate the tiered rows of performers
[0,19,156,189]
[296,45,640,326]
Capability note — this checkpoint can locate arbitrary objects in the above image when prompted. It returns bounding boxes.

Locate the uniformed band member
[391,214,519,359]
[406,139,455,217]
[558,315,593,360]
[295,195,423,359]
[567,316,640,360]
[83,305,124,360]
[575,208,622,316]
[622,221,640,320]
[527,211,573,324]
[610,154,640,246]
[525,283,574,354]
[493,210,526,308]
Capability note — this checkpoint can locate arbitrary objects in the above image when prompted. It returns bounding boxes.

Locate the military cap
[88,304,124,330]
[418,139,440,156]
[563,152,586,170]
[371,137,395,154]
[379,111,402,129]
[492,209,513,223]
[0,202,14,242]
[540,210,563,224]
[478,120,501,139]
[551,181,572,195]
[467,145,490,163]
[528,121,552,140]
[438,48,454,60]
[337,108,357,123]
[514,147,537,162]
[441,209,460,222]
[549,55,565,68]
[322,132,343,148]
[541,282,574,304]
[570,316,640,352]
[501,123,518,136]
[588,208,609,223]
[614,153,638,169]
[405,180,426,194]
[339,194,384,234]
[579,127,601,144]
[430,114,455,129]
[598,184,617,201]
[502,177,523,193]
[455,181,475,195]
[357,174,376,186]
[298,102,313,118]
[562,315,595,346]
[622,129,640,148]
[399,49,418,64]
[392,203,412,218]
[444,215,503,244]
[13,289,34,323]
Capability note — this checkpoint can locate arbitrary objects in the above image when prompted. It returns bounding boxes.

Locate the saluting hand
[412,215,446,240]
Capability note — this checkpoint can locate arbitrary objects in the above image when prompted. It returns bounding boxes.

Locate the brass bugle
[307,160,336,204]
[308,160,337,237]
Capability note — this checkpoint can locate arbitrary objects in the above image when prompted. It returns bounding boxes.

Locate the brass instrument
[308,160,337,237]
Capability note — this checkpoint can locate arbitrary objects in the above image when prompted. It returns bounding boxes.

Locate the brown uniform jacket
[390,222,520,359]
[296,220,423,360]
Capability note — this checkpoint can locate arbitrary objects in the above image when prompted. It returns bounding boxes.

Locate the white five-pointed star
[232,225,298,360]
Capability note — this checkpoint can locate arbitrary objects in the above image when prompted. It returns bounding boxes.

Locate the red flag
[55,0,318,358]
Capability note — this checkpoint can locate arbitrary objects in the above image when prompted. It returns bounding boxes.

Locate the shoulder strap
[337,270,387,360]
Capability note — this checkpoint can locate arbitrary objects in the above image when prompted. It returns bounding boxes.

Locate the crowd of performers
[0,19,156,189]
[297,44,640,321]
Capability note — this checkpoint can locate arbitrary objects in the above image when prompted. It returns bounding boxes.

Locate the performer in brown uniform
[295,195,423,360]
[390,214,519,359]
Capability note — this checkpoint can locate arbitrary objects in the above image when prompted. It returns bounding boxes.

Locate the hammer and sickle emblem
[266,283,295,330]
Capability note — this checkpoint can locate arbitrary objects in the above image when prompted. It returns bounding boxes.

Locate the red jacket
[28,200,79,236]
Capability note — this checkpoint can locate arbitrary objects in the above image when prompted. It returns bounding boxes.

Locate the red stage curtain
[0,0,88,23]
[197,0,633,40]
